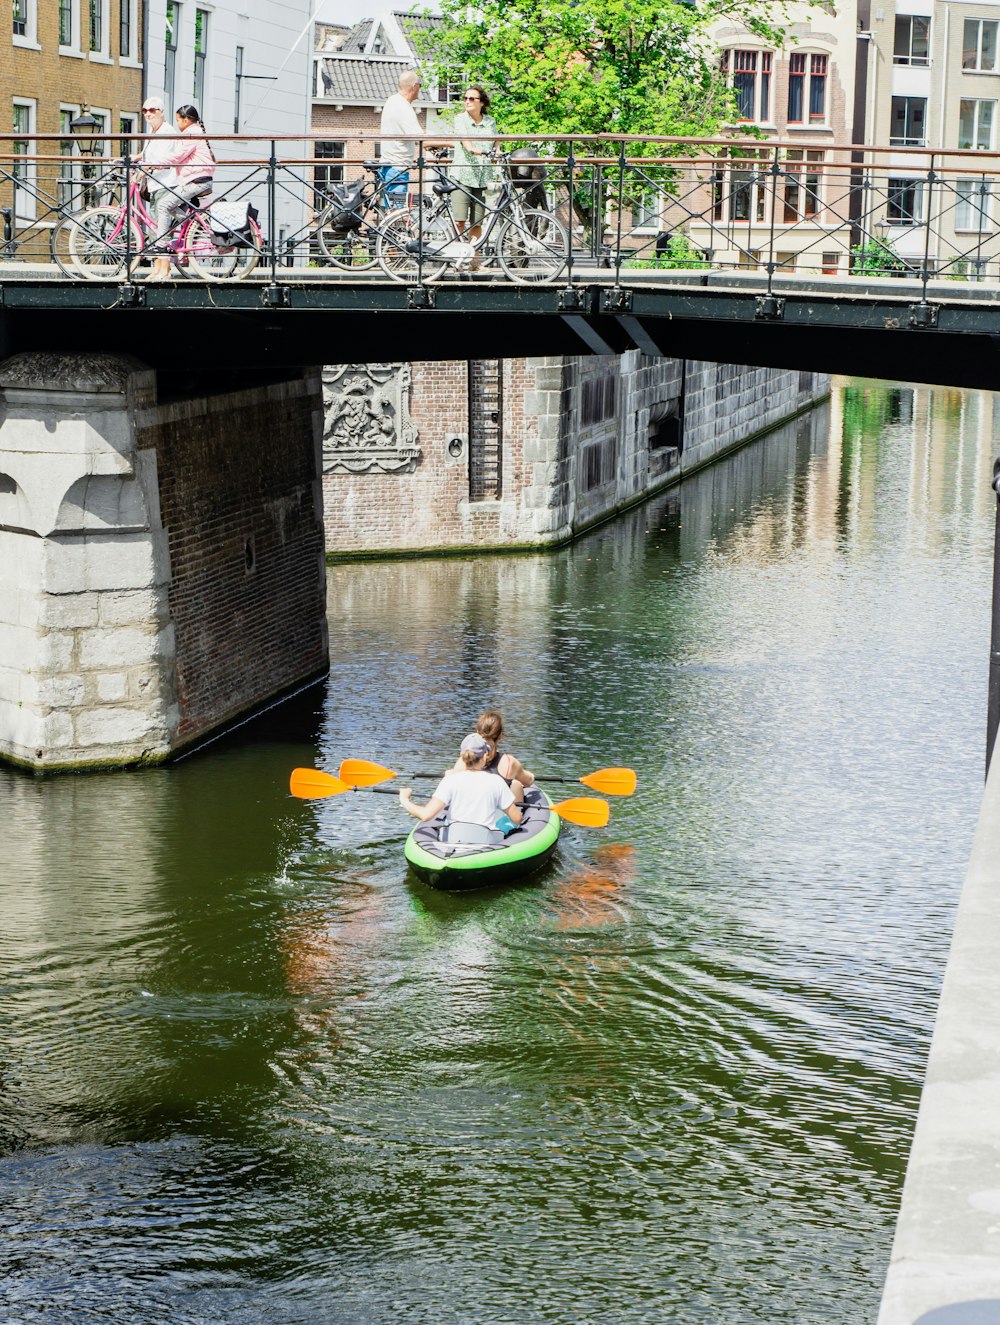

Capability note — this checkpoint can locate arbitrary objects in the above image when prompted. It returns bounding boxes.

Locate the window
[314,141,345,198]
[821,252,840,274]
[90,0,103,52]
[165,3,179,107]
[890,96,927,146]
[234,46,243,131]
[581,375,616,426]
[894,15,930,66]
[783,149,824,222]
[887,178,924,225]
[120,0,138,59]
[59,0,75,46]
[582,436,618,491]
[119,113,137,157]
[57,106,79,209]
[194,9,208,106]
[13,0,36,44]
[722,49,772,124]
[435,70,466,104]
[788,53,828,125]
[959,98,995,149]
[963,19,998,72]
[713,154,767,223]
[955,178,992,230]
[12,100,36,221]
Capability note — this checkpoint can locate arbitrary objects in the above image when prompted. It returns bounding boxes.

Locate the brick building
[311,10,451,189]
[4,0,142,246]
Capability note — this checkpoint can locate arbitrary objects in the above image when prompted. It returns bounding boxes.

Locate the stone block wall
[0,355,328,771]
[320,354,829,556]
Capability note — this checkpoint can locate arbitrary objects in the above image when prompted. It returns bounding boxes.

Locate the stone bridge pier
[0,353,328,771]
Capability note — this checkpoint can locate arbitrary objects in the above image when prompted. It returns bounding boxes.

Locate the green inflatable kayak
[404,784,560,891]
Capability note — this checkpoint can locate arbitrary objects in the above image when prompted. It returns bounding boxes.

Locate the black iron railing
[0,132,999,293]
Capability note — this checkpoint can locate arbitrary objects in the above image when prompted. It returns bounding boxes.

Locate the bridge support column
[0,353,328,771]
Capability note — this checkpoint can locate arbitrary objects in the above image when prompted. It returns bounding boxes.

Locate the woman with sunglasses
[450,85,498,268]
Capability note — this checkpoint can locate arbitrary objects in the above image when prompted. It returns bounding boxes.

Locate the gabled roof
[338,19,374,55]
[315,57,411,104]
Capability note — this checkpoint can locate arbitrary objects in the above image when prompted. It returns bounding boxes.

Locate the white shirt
[431,771,515,830]
[141,121,177,193]
[379,93,422,168]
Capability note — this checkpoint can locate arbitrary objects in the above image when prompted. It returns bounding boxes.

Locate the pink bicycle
[51,171,262,282]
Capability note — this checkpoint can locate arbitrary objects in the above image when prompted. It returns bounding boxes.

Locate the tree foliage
[415,0,789,140]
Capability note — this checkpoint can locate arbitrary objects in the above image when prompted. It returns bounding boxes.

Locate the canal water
[1,379,994,1324]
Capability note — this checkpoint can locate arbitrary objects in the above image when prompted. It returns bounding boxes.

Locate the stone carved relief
[320,364,420,474]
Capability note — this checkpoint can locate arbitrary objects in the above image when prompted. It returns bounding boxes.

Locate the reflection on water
[0,380,993,1323]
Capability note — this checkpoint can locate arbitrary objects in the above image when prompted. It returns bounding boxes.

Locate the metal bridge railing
[1,131,1000,295]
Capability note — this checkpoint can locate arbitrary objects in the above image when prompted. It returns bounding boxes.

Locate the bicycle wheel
[376,210,448,283]
[66,206,141,281]
[497,208,568,284]
[186,212,255,280]
[317,211,378,271]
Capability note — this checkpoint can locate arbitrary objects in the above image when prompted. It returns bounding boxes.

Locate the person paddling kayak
[451,709,535,787]
[401,732,524,836]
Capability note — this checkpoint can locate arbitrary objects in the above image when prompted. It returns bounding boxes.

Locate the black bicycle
[314,160,406,271]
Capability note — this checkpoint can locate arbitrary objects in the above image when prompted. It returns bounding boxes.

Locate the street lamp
[70,108,103,207]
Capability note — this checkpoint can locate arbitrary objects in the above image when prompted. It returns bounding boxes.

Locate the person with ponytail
[146,104,216,281]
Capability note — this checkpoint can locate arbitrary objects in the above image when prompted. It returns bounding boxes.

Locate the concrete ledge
[878,755,1000,1324]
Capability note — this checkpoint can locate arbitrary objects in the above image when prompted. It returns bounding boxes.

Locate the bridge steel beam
[2,279,999,388]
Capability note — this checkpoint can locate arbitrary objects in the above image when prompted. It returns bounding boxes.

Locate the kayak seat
[440,821,504,846]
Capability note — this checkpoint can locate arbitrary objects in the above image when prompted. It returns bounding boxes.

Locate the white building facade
[143,0,314,250]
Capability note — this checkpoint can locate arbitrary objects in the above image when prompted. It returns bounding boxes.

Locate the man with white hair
[379,69,423,206]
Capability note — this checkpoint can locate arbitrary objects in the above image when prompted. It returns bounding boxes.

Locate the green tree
[415,0,788,139]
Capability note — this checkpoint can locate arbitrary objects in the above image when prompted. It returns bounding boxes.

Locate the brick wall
[321,355,829,556]
[144,372,328,746]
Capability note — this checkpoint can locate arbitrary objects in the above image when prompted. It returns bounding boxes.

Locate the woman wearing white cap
[399,733,524,831]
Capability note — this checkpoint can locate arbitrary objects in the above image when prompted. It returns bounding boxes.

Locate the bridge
[3,133,1000,386]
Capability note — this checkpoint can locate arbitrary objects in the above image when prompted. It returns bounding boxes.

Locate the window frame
[194,8,209,106]
[314,140,346,201]
[12,98,37,222]
[13,0,38,48]
[722,48,773,125]
[963,18,999,72]
[894,15,930,67]
[890,95,928,147]
[165,2,180,109]
[787,52,829,127]
[89,0,110,59]
[954,177,993,230]
[886,176,925,226]
[58,0,81,52]
[958,97,996,150]
[119,0,140,63]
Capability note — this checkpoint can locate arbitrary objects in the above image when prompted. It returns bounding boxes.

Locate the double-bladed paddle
[336,758,636,797]
[289,768,611,827]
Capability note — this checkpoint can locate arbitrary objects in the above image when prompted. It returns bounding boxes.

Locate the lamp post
[69,108,103,208]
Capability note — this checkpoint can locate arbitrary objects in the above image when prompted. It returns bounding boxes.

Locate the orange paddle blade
[551,797,610,828]
[578,767,637,797]
[338,758,397,788]
[289,768,353,799]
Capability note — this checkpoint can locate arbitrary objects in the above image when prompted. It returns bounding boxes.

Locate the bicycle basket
[326,181,365,231]
[208,201,259,247]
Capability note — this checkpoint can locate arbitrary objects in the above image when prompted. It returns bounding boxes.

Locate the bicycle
[313,159,400,271]
[50,169,262,282]
[376,149,568,285]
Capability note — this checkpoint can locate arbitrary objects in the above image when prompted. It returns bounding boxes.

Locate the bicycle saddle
[433,180,458,195]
